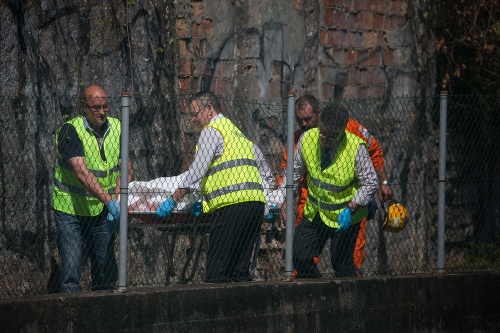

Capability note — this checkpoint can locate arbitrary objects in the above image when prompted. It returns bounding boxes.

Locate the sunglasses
[296,116,313,124]
[191,109,202,118]
[191,105,210,119]
[85,103,110,112]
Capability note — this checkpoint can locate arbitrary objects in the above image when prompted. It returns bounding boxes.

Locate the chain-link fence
[0,93,499,298]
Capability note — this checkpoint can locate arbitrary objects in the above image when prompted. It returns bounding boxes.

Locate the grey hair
[190,91,222,112]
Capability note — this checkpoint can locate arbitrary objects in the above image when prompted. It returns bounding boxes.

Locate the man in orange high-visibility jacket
[277,95,393,276]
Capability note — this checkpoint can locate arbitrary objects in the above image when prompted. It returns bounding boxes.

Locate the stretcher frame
[128,212,270,285]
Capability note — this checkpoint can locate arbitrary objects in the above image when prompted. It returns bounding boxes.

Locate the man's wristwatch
[381,180,391,185]
[347,206,356,215]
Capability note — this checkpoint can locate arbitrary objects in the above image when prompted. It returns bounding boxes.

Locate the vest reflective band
[302,129,368,228]
[201,117,265,213]
[52,116,121,216]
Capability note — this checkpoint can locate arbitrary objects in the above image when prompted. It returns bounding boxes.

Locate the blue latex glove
[190,201,202,217]
[106,199,120,221]
[266,205,279,220]
[106,199,120,234]
[156,197,176,218]
[336,207,352,233]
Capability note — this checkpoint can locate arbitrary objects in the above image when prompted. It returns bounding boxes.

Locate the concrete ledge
[1,272,499,332]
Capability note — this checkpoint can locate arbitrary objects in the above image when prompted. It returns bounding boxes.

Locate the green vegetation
[466,242,500,269]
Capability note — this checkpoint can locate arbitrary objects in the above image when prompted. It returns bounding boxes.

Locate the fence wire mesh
[0,93,499,298]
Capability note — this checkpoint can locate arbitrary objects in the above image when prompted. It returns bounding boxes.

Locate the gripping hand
[156,197,176,218]
[106,199,120,234]
[266,205,280,220]
[190,201,202,217]
[336,207,352,233]
[106,199,120,222]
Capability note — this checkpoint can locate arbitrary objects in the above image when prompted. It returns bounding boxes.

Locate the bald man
[52,85,127,292]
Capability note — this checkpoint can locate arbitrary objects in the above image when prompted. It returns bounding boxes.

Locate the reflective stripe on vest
[201,117,265,213]
[307,195,349,211]
[205,182,264,201]
[54,179,117,197]
[205,158,258,177]
[302,129,368,228]
[52,116,121,216]
[58,159,120,177]
[308,176,357,193]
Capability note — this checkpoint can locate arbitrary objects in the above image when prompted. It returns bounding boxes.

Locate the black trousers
[205,201,265,283]
[293,213,361,278]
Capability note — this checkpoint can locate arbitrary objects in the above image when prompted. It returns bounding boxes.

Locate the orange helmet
[383,200,408,232]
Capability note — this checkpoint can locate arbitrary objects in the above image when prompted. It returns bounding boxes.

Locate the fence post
[437,91,448,272]
[284,91,296,279]
[118,92,131,290]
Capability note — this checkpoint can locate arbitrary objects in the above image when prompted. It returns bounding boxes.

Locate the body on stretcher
[126,171,283,221]
[125,172,282,284]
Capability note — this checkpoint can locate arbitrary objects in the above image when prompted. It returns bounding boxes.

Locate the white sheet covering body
[127,172,283,215]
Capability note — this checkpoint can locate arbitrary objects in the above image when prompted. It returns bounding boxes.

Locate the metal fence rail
[0,93,499,298]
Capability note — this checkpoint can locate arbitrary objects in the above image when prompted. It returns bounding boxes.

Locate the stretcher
[126,173,282,285]
[128,209,279,285]
[129,211,211,285]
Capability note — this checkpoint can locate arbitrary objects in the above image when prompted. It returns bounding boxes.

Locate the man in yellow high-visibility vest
[52,85,131,292]
[156,92,272,283]
[278,95,393,277]
[280,102,378,278]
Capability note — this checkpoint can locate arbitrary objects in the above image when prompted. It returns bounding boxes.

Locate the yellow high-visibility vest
[302,128,368,228]
[52,116,120,216]
[201,117,265,213]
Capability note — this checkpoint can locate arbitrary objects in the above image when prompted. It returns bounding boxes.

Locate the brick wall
[175,0,410,100]
[173,0,420,174]
[319,0,408,99]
